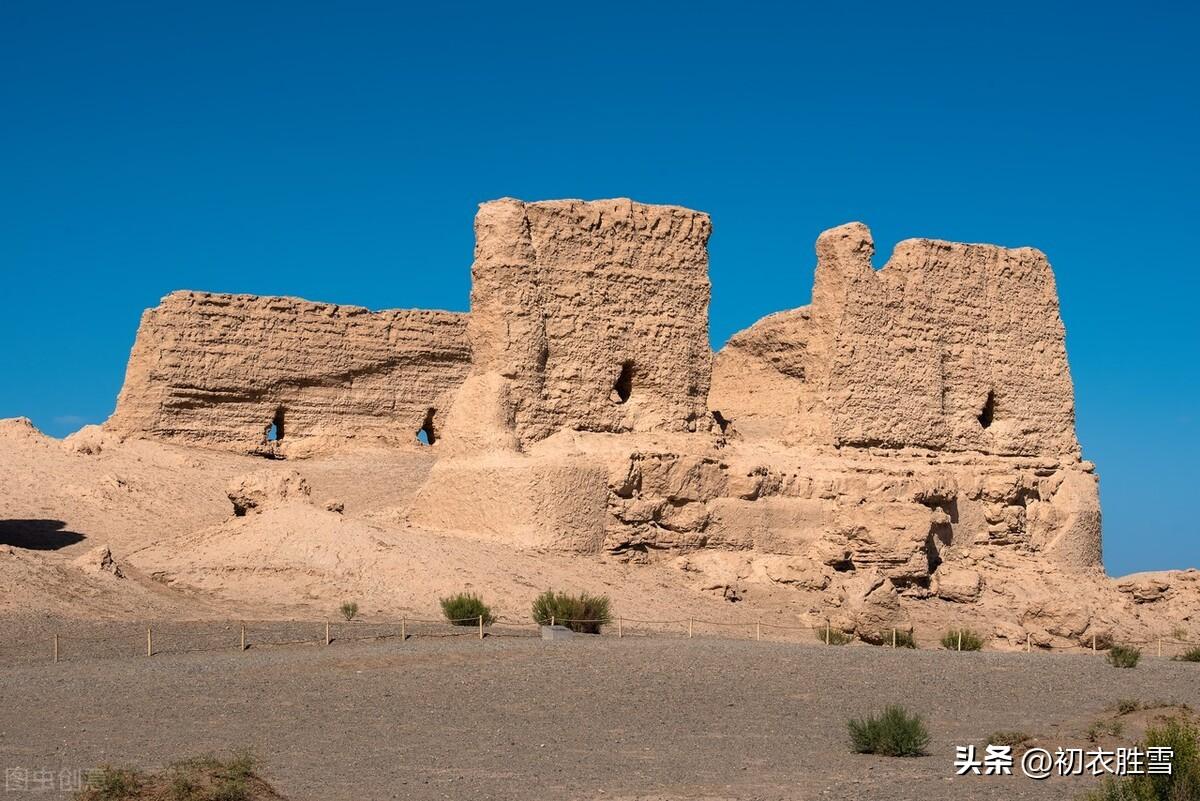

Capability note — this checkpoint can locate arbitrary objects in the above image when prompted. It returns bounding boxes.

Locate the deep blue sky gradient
[2,2,1196,575]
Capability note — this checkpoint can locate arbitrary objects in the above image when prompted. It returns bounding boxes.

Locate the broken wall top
[713,222,1080,457]
[106,291,470,453]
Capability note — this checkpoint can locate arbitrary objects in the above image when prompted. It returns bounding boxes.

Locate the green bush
[816,626,853,645]
[940,628,985,651]
[531,590,611,634]
[1083,717,1200,800]
[847,705,930,757]
[339,601,358,621]
[1175,646,1200,662]
[1113,699,1141,715]
[440,592,495,626]
[1108,644,1142,669]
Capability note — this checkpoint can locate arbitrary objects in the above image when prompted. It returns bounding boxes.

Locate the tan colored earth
[3,197,1197,650]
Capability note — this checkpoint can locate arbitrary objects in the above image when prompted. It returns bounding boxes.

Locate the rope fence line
[4,614,1199,666]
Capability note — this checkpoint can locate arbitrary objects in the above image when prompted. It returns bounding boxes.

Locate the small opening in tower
[268,407,285,442]
[977,390,996,429]
[611,361,634,404]
[417,408,436,445]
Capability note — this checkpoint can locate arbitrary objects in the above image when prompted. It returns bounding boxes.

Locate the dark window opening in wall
[977,390,996,429]
[611,361,634,404]
[417,408,436,445]
[268,407,285,442]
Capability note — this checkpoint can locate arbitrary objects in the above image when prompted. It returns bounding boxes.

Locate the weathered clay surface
[461,198,712,447]
[8,197,1190,644]
[107,292,470,455]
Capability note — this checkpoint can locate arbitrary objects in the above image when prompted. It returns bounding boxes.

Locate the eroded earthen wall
[106,291,470,453]
[713,223,1080,457]
[464,198,713,447]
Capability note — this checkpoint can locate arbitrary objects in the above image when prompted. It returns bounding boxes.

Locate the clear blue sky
[2,2,1196,576]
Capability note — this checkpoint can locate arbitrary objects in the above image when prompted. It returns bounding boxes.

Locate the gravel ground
[2,630,1198,801]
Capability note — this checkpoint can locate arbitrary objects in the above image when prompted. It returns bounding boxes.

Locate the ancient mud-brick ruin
[106,198,1102,612]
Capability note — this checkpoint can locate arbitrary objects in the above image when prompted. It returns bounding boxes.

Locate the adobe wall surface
[462,198,713,448]
[106,291,471,454]
[712,223,1080,457]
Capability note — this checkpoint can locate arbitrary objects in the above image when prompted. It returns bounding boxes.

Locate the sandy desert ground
[3,634,1198,801]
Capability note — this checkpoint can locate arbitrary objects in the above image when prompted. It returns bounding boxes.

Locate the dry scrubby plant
[531,590,611,634]
[1083,717,1200,800]
[440,592,495,626]
[339,601,358,621]
[987,730,1031,750]
[816,627,853,645]
[1175,646,1200,663]
[847,705,930,757]
[75,752,268,801]
[941,628,985,651]
[1108,644,1142,669]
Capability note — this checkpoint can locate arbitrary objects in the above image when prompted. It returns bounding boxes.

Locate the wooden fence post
[401,617,406,641]
[957,630,962,652]
[550,616,554,627]
[756,621,761,642]
[1026,633,1031,652]
[825,622,831,646]
[53,633,59,664]
[891,628,897,648]
[325,622,331,646]
[146,626,152,657]
[1092,633,1096,654]
[478,615,484,640]
[688,618,693,639]
[240,624,246,651]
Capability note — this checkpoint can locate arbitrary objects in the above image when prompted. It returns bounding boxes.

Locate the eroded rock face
[462,198,713,447]
[101,201,1109,610]
[106,292,470,455]
[227,469,312,516]
[713,223,1079,456]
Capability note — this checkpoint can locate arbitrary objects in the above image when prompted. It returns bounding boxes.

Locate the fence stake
[892,628,897,648]
[957,631,962,652]
[53,633,59,664]
[756,621,761,642]
[325,622,331,646]
[1026,633,1031,652]
[618,617,623,638]
[825,622,831,646]
[146,626,152,657]
[1092,633,1096,654]
[240,624,246,651]
[688,618,693,639]
[479,615,484,640]
[550,616,554,627]
[401,617,406,641]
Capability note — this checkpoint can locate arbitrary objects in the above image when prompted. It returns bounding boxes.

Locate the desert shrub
[1113,699,1141,715]
[816,626,853,645]
[82,766,144,800]
[339,601,358,621]
[1083,717,1200,801]
[77,753,266,801]
[1175,646,1200,662]
[440,592,495,626]
[987,730,1031,749]
[1086,719,1125,742]
[940,628,985,651]
[894,629,917,649]
[531,590,611,634]
[1107,644,1142,669]
[847,705,930,757]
